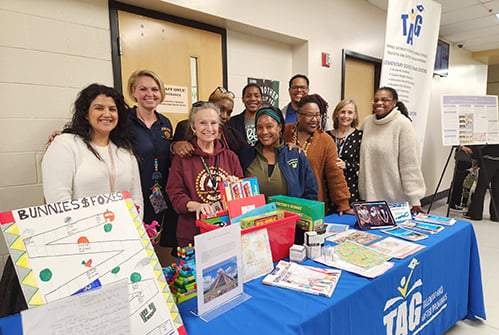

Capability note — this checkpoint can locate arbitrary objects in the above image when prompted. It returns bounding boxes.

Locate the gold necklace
[293,125,314,153]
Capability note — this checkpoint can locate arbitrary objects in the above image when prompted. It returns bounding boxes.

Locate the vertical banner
[380,0,441,155]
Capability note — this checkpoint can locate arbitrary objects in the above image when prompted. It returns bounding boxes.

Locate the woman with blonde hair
[328,98,362,205]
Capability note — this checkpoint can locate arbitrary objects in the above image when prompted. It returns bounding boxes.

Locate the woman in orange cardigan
[282,94,352,215]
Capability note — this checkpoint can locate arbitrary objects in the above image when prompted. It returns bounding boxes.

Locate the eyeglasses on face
[217,86,235,98]
[299,113,321,120]
[290,85,309,91]
[372,98,394,104]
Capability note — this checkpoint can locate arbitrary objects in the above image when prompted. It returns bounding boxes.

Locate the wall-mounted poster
[0,192,185,335]
[441,95,499,146]
[248,77,279,108]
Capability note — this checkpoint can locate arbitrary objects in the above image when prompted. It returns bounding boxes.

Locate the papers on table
[368,236,426,259]
[21,280,130,335]
[326,229,382,245]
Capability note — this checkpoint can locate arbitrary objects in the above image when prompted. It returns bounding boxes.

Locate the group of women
[41,69,425,250]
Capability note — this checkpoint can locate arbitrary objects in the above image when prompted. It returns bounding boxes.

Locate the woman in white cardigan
[42,84,143,220]
[358,87,425,214]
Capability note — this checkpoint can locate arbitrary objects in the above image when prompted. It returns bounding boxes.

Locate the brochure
[388,202,412,223]
[241,229,274,283]
[414,213,456,226]
[262,260,341,298]
[326,229,382,245]
[368,237,425,259]
[351,201,396,230]
[323,223,349,238]
[382,226,428,241]
[399,220,444,234]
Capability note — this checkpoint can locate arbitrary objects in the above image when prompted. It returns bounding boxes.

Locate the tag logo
[383,258,423,334]
[401,5,424,45]
[287,158,298,169]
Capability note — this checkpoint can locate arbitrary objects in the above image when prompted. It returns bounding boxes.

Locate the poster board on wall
[441,95,499,146]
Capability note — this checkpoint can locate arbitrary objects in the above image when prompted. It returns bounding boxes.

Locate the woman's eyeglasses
[217,86,235,98]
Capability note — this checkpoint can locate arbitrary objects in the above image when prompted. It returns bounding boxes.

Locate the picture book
[326,229,382,245]
[399,220,444,234]
[414,213,456,226]
[262,260,341,298]
[0,192,184,335]
[368,237,426,259]
[382,226,428,241]
[352,201,396,230]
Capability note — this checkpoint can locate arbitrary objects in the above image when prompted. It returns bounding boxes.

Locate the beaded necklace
[293,125,314,153]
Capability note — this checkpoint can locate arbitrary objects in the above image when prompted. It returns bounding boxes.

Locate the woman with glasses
[172,87,248,158]
[359,87,425,214]
[166,102,243,247]
[328,99,362,206]
[282,94,352,215]
[240,106,318,201]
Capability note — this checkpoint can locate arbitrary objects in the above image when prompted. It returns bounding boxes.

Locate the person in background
[42,83,143,219]
[282,94,351,215]
[449,145,475,210]
[465,144,499,221]
[227,83,263,146]
[240,106,318,201]
[281,74,310,124]
[359,87,425,214]
[328,98,363,205]
[172,87,248,158]
[127,69,177,249]
[166,102,243,246]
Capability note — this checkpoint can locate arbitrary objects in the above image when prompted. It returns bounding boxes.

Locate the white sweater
[42,134,143,220]
[359,109,425,206]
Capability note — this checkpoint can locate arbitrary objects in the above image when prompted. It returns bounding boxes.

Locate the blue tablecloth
[0,215,485,335]
[176,215,485,335]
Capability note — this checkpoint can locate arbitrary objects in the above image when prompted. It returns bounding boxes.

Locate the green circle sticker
[130,272,142,283]
[39,268,52,282]
[104,223,112,232]
[111,267,120,274]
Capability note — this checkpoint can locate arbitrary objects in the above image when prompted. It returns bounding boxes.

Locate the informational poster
[381,0,442,155]
[248,77,279,107]
[157,84,189,114]
[194,223,244,316]
[0,192,185,335]
[441,95,499,146]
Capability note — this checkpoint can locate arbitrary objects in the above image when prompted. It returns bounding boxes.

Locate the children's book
[368,237,425,259]
[399,220,444,234]
[414,213,456,226]
[382,226,428,241]
[351,201,396,230]
[262,260,341,298]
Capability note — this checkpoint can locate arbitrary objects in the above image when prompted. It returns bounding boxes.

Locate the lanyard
[200,155,219,190]
[106,145,116,192]
[335,127,351,157]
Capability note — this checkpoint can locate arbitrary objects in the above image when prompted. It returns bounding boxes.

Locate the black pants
[467,158,499,220]
[450,159,472,206]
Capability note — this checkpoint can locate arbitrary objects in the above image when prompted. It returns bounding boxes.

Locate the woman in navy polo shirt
[127,70,177,248]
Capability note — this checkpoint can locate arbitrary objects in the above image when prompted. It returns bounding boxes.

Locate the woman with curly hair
[282,94,352,215]
[42,83,143,220]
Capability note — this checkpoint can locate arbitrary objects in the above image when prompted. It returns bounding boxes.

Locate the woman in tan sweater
[282,94,352,215]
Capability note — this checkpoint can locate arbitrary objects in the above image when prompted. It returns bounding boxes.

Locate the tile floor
[429,196,499,334]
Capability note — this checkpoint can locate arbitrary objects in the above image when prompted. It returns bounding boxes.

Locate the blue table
[1,216,485,335]
[176,215,485,335]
